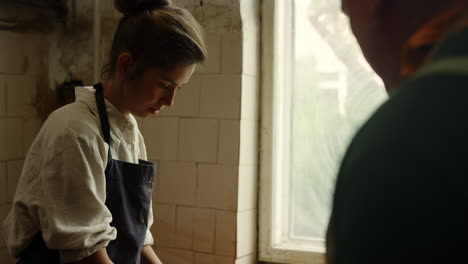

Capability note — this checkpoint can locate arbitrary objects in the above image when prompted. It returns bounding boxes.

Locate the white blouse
[2,86,154,263]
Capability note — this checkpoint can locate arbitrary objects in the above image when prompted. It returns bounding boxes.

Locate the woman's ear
[116,52,135,80]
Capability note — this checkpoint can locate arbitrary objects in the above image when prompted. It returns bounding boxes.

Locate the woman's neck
[101,78,130,116]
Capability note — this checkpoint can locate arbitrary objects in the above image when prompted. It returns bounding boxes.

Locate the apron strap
[93,83,112,146]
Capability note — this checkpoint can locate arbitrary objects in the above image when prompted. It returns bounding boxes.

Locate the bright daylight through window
[260,0,388,263]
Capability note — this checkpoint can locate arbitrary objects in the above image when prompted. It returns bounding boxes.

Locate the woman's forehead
[145,64,196,84]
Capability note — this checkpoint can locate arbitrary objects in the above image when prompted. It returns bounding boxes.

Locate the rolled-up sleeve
[39,126,116,263]
[143,203,154,246]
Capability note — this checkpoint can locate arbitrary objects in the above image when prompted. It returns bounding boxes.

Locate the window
[259,0,388,263]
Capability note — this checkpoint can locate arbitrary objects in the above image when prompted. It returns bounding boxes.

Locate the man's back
[329,25,468,264]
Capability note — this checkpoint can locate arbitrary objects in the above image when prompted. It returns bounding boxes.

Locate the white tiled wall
[237,210,257,257]
[148,43,259,264]
[215,210,237,256]
[175,206,194,249]
[0,163,6,209]
[0,30,43,264]
[6,160,24,203]
[237,165,258,212]
[197,164,238,210]
[0,118,23,160]
[218,120,241,165]
[158,161,197,205]
[147,0,261,262]
[143,117,180,160]
[6,75,37,116]
[0,31,24,75]
[178,118,219,162]
[199,74,242,119]
[153,203,177,247]
[195,253,234,264]
[195,35,221,74]
[193,208,216,253]
[156,247,195,264]
[221,32,243,74]
[0,76,5,115]
[0,0,261,263]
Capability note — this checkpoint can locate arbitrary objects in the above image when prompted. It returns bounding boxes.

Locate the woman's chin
[133,109,160,118]
[133,111,152,118]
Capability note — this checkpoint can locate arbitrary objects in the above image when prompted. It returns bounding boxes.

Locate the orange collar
[401,5,468,78]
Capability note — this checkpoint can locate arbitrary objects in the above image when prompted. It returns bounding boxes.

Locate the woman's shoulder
[42,101,102,141]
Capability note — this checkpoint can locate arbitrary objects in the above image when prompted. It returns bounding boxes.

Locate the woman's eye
[158,83,172,90]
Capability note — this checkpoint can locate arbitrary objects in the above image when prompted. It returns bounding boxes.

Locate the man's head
[341,0,465,90]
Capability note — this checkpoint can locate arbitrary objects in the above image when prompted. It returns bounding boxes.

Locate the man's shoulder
[335,70,468,214]
[342,70,468,166]
[369,70,468,129]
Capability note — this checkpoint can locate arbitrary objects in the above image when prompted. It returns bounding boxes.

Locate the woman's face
[123,64,196,118]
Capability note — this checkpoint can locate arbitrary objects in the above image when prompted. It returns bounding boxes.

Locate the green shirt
[328,24,468,264]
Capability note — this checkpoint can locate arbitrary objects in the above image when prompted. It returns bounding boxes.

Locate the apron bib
[18,83,155,264]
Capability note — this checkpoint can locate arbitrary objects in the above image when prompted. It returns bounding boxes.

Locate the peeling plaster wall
[175,0,242,33]
[48,0,243,89]
[48,0,116,88]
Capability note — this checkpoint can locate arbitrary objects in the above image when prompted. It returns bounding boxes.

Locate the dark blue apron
[18,83,155,264]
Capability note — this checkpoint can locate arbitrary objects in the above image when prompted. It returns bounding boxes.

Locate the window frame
[258,0,326,263]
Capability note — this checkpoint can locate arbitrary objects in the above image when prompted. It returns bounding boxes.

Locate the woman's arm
[39,129,116,262]
[68,248,113,264]
[141,245,163,264]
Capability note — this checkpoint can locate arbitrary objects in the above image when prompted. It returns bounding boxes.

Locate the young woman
[2,0,206,263]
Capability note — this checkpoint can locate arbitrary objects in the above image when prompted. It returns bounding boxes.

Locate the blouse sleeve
[143,204,154,246]
[38,126,116,263]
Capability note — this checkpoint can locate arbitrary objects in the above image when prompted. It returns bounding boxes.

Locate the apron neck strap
[93,83,111,146]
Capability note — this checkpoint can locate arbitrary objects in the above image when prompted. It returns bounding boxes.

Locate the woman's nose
[165,89,177,107]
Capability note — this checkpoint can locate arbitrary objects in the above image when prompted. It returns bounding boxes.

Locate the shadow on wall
[34,78,82,122]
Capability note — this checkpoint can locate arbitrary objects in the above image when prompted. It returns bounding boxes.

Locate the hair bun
[114,0,171,15]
